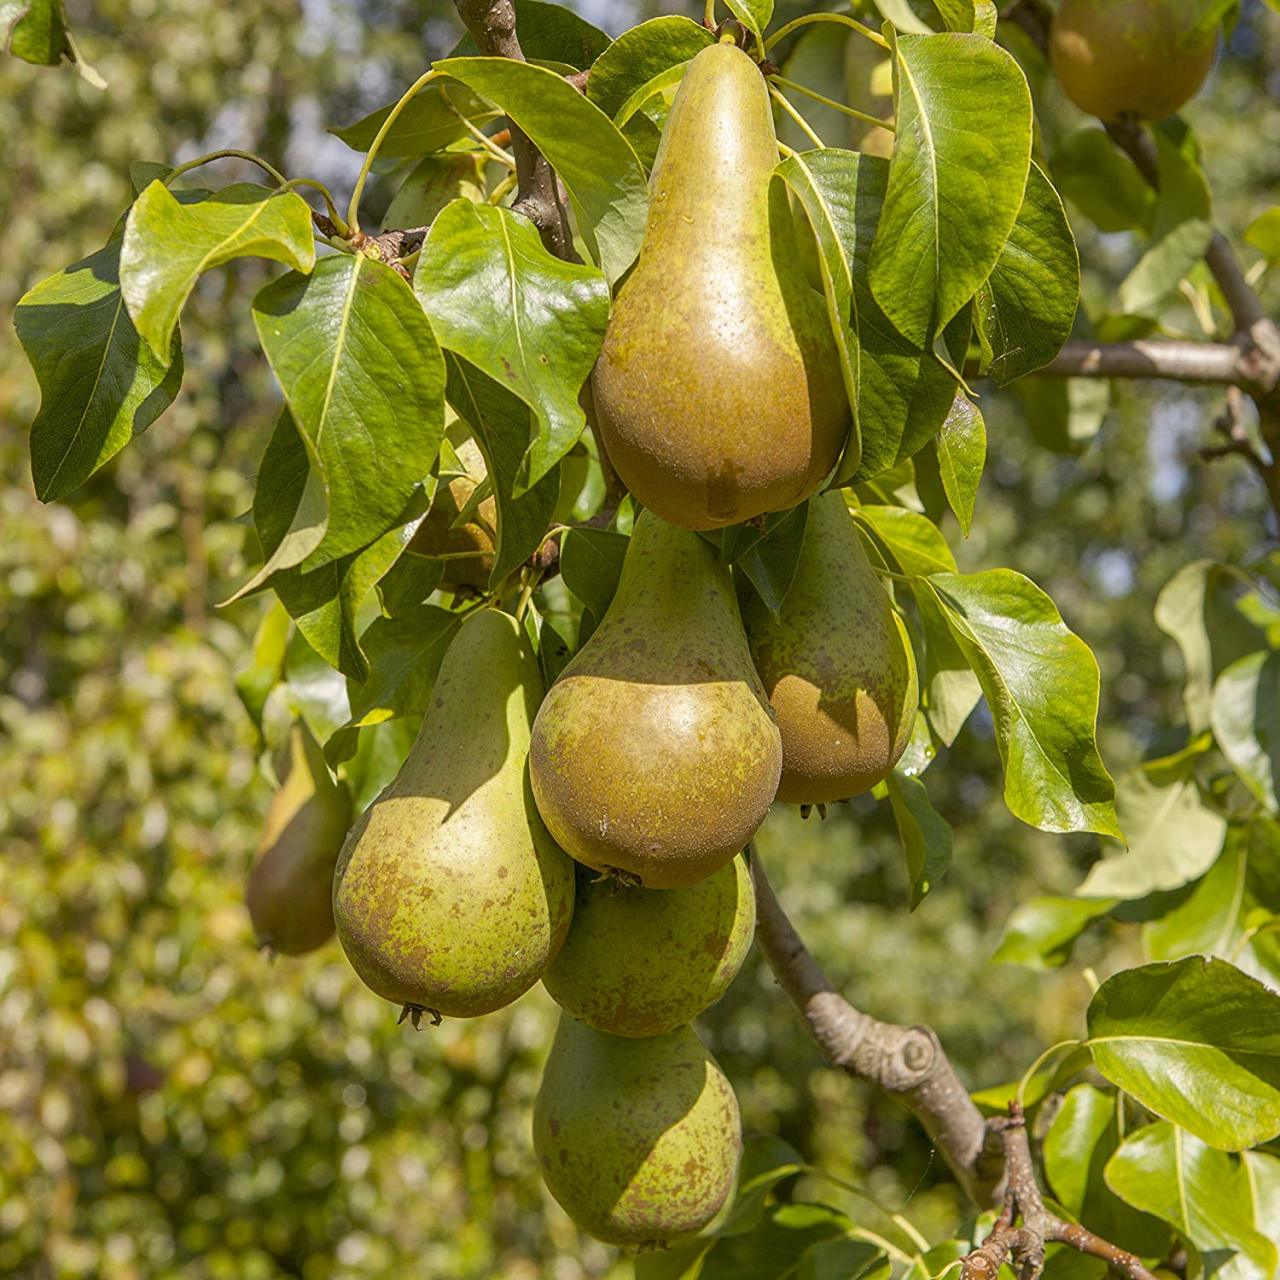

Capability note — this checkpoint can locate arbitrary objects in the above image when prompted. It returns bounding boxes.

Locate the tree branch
[1041,338,1251,385]
[451,0,575,259]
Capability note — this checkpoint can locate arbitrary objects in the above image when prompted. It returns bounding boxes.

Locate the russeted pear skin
[1050,0,1217,122]
[740,493,918,804]
[533,1018,741,1246]
[591,41,849,531]
[247,724,351,955]
[408,438,497,589]
[333,609,575,1019]
[542,854,755,1038]
[529,511,782,889]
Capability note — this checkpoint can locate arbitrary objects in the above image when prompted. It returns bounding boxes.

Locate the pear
[529,511,782,889]
[533,1017,741,1246]
[247,723,351,955]
[1050,0,1217,122]
[740,493,918,804]
[543,853,755,1038]
[333,608,575,1021]
[591,40,849,531]
[408,437,497,590]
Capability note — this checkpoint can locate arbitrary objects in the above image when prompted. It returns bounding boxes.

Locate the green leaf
[1050,129,1156,234]
[252,254,446,570]
[923,569,1120,837]
[854,504,957,576]
[977,162,1079,386]
[14,234,183,501]
[732,502,811,618]
[445,357,561,587]
[559,527,629,620]
[887,770,952,909]
[1119,132,1212,315]
[993,896,1119,969]
[1245,1149,1280,1253]
[1245,207,1280,266]
[446,0,610,67]
[1088,956,1280,1150]
[869,0,933,33]
[4,0,65,64]
[932,0,997,36]
[793,150,956,485]
[585,16,712,121]
[934,394,985,535]
[414,201,609,493]
[1105,1122,1278,1280]
[1044,1085,1172,1258]
[799,1240,890,1280]
[437,56,649,284]
[384,153,485,231]
[339,716,420,813]
[235,601,291,733]
[722,0,771,50]
[330,80,498,158]
[700,1203,855,1280]
[717,1133,805,1236]
[280,629,352,747]
[1018,375,1109,455]
[869,31,1032,347]
[1077,749,1227,899]
[345,604,462,726]
[1212,650,1280,811]
[120,181,315,361]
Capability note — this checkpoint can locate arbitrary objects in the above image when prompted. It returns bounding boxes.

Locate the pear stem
[763,13,890,54]
[767,85,826,149]
[768,74,896,135]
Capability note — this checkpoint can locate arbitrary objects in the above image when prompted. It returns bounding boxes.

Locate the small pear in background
[542,853,755,1038]
[741,493,918,804]
[408,436,497,590]
[591,40,849,531]
[247,723,351,955]
[333,608,575,1021]
[533,1017,741,1246]
[530,510,782,889]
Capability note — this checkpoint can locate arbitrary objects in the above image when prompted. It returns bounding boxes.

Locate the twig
[1040,338,1252,385]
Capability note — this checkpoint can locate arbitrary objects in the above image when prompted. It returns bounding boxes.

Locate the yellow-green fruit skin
[542,854,755,1038]
[1050,0,1217,122]
[408,438,497,589]
[740,493,918,804]
[247,724,352,955]
[591,42,850,531]
[529,511,782,889]
[333,609,575,1018]
[533,1018,741,1246]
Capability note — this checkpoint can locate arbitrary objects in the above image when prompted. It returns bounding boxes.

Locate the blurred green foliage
[2,0,1279,1276]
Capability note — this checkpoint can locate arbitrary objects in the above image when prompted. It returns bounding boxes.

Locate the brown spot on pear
[529,511,782,888]
[533,1017,741,1246]
[333,608,575,1018]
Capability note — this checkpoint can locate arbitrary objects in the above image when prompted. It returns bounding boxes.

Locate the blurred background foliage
[2,0,1279,1276]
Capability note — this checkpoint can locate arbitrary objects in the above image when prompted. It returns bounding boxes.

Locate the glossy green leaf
[445,357,560,587]
[1044,1085,1172,1257]
[977,162,1079,386]
[923,569,1120,837]
[330,80,498,158]
[799,1239,890,1280]
[716,1133,805,1237]
[932,0,997,36]
[437,56,648,283]
[1088,956,1280,1150]
[446,0,610,67]
[993,896,1119,969]
[344,604,462,727]
[1051,128,1156,234]
[4,0,65,63]
[869,31,1032,346]
[732,502,811,618]
[559,527,629,620]
[585,16,711,121]
[1245,1149,1280,1253]
[252,253,445,570]
[377,552,444,617]
[854,504,957,576]
[415,200,609,493]
[934,394,985,535]
[887,770,952,909]
[1120,133,1212,315]
[699,1203,855,1280]
[1212,650,1280,811]
[722,0,771,49]
[14,234,183,501]
[869,0,932,33]
[121,181,315,361]
[1105,1122,1278,1280]
[1077,750,1227,899]
[384,153,485,231]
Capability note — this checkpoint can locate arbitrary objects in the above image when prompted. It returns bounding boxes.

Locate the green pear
[533,1017,741,1246]
[333,608,575,1021]
[591,40,850,531]
[247,723,351,955]
[740,493,918,804]
[543,853,755,1038]
[529,511,782,889]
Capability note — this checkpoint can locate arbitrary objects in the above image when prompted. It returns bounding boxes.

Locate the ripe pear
[1050,0,1217,122]
[533,1017,741,1246]
[543,853,755,1038]
[591,40,849,531]
[333,608,575,1021]
[247,723,351,955]
[529,511,782,889]
[740,493,918,804]
[409,437,497,590]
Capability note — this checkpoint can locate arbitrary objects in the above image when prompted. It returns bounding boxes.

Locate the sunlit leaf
[887,770,952,908]
[993,896,1118,969]
[1211,649,1280,811]
[934,394,985,535]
